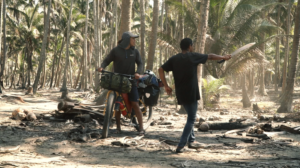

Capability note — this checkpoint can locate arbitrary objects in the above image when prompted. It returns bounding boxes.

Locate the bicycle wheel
[131,99,153,131]
[102,91,115,138]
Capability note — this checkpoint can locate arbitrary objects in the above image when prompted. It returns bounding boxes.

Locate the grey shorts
[128,80,139,102]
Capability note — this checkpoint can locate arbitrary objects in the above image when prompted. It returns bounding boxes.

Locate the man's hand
[134,73,140,79]
[223,54,231,60]
[164,86,172,96]
[97,68,103,72]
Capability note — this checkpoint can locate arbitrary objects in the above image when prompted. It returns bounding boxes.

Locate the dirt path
[1,88,300,168]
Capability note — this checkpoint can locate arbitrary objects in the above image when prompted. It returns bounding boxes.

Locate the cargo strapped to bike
[100,73,132,93]
[137,70,160,106]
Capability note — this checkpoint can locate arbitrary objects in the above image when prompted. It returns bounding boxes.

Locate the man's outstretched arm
[158,67,172,96]
[208,54,231,60]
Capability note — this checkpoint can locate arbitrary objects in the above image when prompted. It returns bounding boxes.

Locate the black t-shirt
[161,52,208,105]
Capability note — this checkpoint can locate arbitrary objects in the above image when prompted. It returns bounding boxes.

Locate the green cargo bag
[100,73,132,93]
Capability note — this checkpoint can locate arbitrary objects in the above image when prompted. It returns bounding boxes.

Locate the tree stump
[57,101,75,112]
[94,89,108,105]
[61,90,69,99]
[25,86,33,95]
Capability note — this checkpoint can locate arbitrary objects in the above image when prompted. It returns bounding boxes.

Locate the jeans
[178,101,198,147]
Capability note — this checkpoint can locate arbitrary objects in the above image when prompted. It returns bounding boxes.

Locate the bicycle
[99,70,153,138]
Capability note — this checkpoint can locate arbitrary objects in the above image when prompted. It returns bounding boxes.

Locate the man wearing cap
[97,31,145,135]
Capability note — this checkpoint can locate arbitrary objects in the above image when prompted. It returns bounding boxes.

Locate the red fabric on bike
[121,93,132,113]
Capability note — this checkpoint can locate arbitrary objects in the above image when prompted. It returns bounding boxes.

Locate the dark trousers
[178,101,198,147]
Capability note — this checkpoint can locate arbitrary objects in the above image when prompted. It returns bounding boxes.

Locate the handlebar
[97,69,135,79]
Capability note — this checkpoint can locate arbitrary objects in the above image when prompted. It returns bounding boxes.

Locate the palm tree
[158,0,277,79]
[274,3,280,92]
[61,0,73,91]
[242,74,251,107]
[196,0,210,109]
[82,0,89,90]
[33,0,51,94]
[52,2,84,88]
[93,0,99,90]
[159,0,164,67]
[140,0,145,72]
[7,3,44,87]
[282,0,292,93]
[277,0,300,112]
[146,0,159,70]
[118,0,133,40]
[0,0,3,74]
[113,0,117,47]
[0,0,7,89]
[258,31,268,96]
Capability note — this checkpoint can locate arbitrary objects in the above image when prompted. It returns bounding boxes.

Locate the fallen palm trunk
[280,125,300,134]
[236,132,270,139]
[159,137,178,146]
[201,122,257,130]
[55,101,105,121]
[263,131,286,137]
[224,129,247,135]
[222,134,255,143]
[1,156,65,164]
[159,137,221,148]
[0,145,20,153]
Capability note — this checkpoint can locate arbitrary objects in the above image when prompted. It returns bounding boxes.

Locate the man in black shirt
[159,38,231,153]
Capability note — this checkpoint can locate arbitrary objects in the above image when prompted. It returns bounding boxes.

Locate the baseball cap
[122,31,139,38]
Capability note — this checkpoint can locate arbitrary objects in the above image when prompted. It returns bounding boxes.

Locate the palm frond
[70,31,84,41]
[6,14,18,28]
[156,38,179,53]
[7,7,30,27]
[29,4,39,26]
[223,47,266,76]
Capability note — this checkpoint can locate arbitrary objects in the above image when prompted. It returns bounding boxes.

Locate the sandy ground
[0,86,300,168]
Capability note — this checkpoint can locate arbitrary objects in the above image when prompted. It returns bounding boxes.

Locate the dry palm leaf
[156,38,179,53]
[223,43,266,76]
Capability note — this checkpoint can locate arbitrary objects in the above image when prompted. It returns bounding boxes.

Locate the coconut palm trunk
[258,34,267,96]
[249,70,255,97]
[146,0,159,70]
[41,0,47,89]
[197,0,210,110]
[282,0,292,93]
[113,0,117,47]
[277,0,300,113]
[159,0,164,67]
[0,0,3,71]
[10,55,18,89]
[94,0,99,90]
[179,0,184,40]
[242,74,251,108]
[274,4,281,92]
[99,0,102,64]
[50,35,59,88]
[74,56,84,89]
[54,38,65,87]
[33,0,51,94]
[108,4,114,52]
[140,0,145,72]
[83,0,89,90]
[118,0,133,40]
[0,0,6,83]
[21,53,26,89]
[61,0,73,91]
